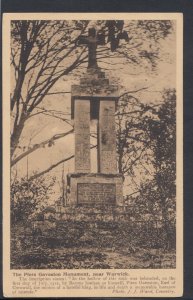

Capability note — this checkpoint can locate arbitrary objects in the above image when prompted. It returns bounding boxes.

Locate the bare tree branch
[29,144,97,181]
[119,87,149,99]
[11,129,74,167]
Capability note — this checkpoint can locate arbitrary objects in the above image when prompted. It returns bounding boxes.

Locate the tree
[150,89,176,222]
[11,19,174,180]
[11,20,90,158]
[116,89,159,178]
[128,89,176,249]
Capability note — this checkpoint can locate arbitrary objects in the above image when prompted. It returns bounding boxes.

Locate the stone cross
[69,38,123,207]
[78,27,105,69]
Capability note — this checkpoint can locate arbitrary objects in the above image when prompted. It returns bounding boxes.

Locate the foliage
[11,175,56,222]
[125,89,176,249]
[116,91,158,177]
[11,219,175,269]
[141,89,176,217]
[117,88,175,186]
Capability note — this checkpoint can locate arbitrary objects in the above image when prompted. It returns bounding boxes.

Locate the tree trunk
[11,115,26,158]
[118,153,123,174]
[160,199,172,250]
[11,71,25,111]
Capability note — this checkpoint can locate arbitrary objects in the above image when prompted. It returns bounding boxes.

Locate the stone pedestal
[67,173,124,206]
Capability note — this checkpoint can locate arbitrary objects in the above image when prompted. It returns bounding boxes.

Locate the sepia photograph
[9,16,179,272]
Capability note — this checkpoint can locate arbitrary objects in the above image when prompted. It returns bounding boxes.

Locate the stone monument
[67,28,123,207]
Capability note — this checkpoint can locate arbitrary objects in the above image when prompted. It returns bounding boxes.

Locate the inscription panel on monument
[77,183,116,205]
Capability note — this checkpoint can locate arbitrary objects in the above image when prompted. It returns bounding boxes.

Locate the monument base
[66,173,124,207]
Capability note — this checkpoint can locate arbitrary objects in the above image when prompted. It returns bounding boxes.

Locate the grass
[11,219,176,269]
